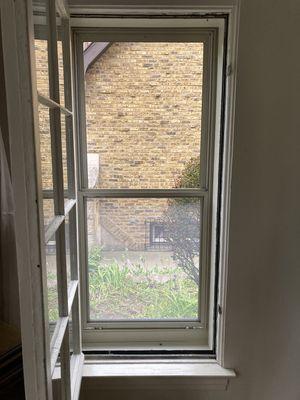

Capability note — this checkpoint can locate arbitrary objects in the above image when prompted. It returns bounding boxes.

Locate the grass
[47,271,59,322]
[47,288,59,322]
[88,247,198,320]
[46,247,199,321]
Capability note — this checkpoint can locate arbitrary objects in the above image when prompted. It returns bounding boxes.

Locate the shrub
[174,156,200,189]
[88,245,103,271]
[163,156,201,284]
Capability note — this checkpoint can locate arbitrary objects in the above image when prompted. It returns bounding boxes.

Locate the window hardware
[226,64,233,77]
[184,326,201,330]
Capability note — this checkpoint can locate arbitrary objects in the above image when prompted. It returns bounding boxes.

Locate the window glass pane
[87,198,201,321]
[70,295,79,361]
[35,38,49,98]
[70,306,78,386]
[58,40,65,106]
[38,104,55,226]
[33,0,49,98]
[69,315,73,357]
[56,15,65,106]
[61,113,69,195]
[46,237,59,335]
[43,199,55,227]
[84,42,203,189]
[65,215,71,285]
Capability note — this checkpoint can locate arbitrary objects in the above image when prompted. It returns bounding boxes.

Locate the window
[149,221,167,246]
[2,0,238,396]
[74,21,225,351]
[32,0,83,397]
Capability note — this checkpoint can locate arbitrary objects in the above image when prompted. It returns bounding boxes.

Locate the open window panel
[75,22,225,354]
[33,0,83,398]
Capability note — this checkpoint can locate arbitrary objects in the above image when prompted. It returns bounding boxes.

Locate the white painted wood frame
[73,20,224,351]
[0,0,84,398]
[1,0,53,398]
[34,0,84,398]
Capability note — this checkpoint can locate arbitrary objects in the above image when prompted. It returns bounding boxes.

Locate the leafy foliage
[47,246,199,320]
[163,156,201,284]
[174,156,200,189]
[88,245,103,271]
[87,247,198,319]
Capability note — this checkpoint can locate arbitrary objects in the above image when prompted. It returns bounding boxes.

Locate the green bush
[87,254,198,320]
[163,156,201,284]
[88,245,103,271]
[174,156,200,189]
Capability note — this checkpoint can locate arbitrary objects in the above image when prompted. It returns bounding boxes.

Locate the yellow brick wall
[85,42,203,190]
[35,41,204,249]
[84,42,203,250]
[35,39,70,225]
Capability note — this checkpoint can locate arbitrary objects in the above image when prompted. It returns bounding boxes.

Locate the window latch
[226,64,233,77]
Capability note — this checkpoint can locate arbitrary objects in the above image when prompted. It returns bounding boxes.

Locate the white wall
[220,0,300,399]
[75,0,300,399]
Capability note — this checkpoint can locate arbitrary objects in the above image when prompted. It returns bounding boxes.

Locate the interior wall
[220,0,300,400]
[73,0,300,399]
[221,0,300,399]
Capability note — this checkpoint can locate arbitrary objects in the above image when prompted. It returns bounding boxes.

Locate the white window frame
[1,0,86,397]
[32,0,84,398]
[73,17,226,352]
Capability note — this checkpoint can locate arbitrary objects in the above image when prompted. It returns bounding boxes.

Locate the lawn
[88,246,198,320]
[46,246,199,322]
[48,287,59,322]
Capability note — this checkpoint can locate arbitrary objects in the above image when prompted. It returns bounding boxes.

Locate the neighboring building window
[145,220,169,250]
[150,222,167,245]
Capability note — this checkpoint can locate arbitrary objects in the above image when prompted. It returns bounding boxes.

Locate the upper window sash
[75,28,216,192]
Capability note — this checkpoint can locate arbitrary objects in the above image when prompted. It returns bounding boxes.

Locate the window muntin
[76,27,217,347]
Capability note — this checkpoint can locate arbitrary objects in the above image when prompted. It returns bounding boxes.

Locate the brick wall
[85,42,203,250]
[85,42,203,190]
[35,39,70,225]
[36,41,204,249]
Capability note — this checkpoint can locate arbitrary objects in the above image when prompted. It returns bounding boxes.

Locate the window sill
[81,359,236,391]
